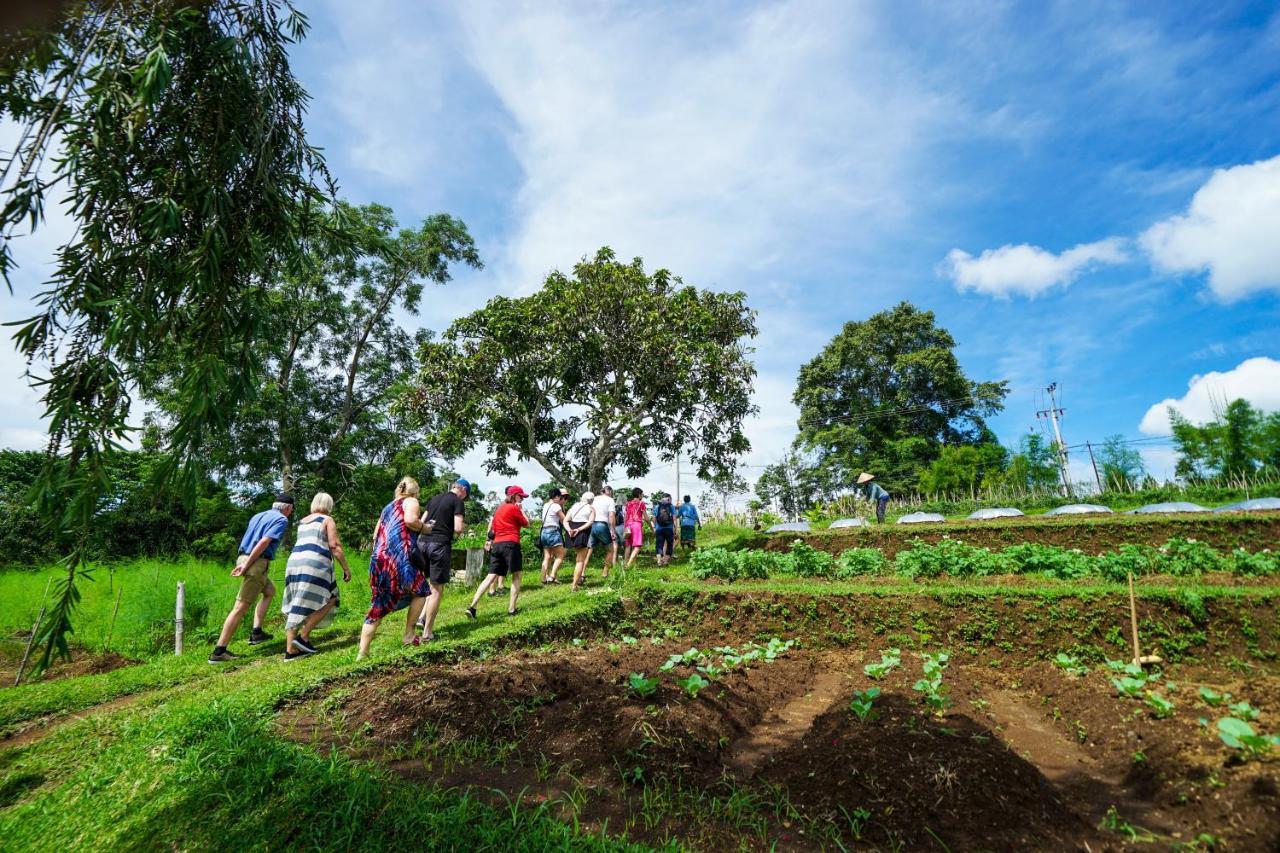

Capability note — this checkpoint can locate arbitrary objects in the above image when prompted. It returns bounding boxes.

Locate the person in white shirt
[590,486,618,579]
[538,489,568,583]
[564,491,596,592]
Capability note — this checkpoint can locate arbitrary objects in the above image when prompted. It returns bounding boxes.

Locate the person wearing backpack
[652,493,676,567]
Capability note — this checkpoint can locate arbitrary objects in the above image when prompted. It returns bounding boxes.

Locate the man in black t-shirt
[416,478,469,640]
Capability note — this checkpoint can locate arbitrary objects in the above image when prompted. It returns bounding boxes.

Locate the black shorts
[423,539,452,585]
[568,527,591,549]
[655,527,674,555]
[489,541,521,577]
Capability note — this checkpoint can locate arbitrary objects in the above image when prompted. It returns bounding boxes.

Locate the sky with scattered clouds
[3,0,1280,499]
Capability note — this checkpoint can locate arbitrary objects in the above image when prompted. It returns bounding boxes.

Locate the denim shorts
[538,527,564,548]
[589,521,615,548]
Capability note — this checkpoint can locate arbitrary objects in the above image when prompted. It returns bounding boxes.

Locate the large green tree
[406,248,758,493]
[793,302,1008,491]
[1169,399,1280,480]
[1,1,335,671]
[149,202,480,494]
[998,432,1061,494]
[753,449,834,520]
[917,435,1007,496]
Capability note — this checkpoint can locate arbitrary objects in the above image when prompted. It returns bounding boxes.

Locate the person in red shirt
[466,485,530,618]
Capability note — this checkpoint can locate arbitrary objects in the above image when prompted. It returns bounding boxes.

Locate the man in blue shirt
[676,495,701,552]
[652,493,676,567]
[209,493,294,662]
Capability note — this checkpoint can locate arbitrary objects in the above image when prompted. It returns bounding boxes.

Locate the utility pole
[1085,441,1103,493]
[1036,382,1071,497]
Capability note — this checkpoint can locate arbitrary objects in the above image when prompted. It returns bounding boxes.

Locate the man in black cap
[209,492,295,663]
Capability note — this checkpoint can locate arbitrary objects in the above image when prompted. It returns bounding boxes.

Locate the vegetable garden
[2,511,1278,850]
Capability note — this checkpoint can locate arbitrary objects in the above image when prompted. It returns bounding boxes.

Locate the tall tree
[407,248,758,493]
[1168,399,1278,480]
[1098,434,1144,491]
[0,1,335,672]
[793,302,1008,491]
[754,450,832,520]
[917,437,1007,496]
[151,202,480,493]
[998,433,1061,493]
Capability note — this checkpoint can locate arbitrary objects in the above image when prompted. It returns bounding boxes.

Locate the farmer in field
[591,485,618,579]
[676,494,701,551]
[280,492,351,661]
[653,492,676,567]
[416,478,470,641]
[209,492,294,663]
[358,477,430,660]
[858,472,891,523]
[466,485,529,619]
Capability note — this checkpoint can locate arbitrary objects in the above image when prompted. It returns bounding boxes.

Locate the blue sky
[4,0,1280,497]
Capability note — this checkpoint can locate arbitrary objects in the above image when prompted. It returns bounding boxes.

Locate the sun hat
[856,472,875,485]
[506,485,529,498]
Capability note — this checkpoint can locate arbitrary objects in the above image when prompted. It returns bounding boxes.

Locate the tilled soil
[0,639,137,687]
[755,513,1280,558]
[280,615,1280,851]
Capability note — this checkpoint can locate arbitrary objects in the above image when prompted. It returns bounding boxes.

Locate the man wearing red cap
[466,485,530,618]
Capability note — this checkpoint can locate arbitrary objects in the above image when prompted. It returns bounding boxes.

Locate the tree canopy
[1169,399,1280,480]
[406,248,758,493]
[0,0,335,672]
[793,302,1008,491]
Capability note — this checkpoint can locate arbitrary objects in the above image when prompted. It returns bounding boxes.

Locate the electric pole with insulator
[1036,382,1072,497]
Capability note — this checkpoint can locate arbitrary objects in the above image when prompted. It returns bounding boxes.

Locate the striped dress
[282,514,338,630]
[366,498,430,621]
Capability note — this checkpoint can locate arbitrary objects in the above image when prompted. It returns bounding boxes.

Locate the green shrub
[1094,544,1161,582]
[1227,548,1280,576]
[1003,542,1091,579]
[737,549,777,579]
[1160,538,1223,576]
[689,548,741,581]
[834,548,889,578]
[787,541,835,577]
[895,537,1008,578]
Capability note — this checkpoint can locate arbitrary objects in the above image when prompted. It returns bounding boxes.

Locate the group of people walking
[208,478,702,664]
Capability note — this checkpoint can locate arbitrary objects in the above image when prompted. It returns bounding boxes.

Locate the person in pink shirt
[623,487,651,569]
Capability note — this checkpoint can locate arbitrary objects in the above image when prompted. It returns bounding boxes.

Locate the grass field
[1,514,1278,850]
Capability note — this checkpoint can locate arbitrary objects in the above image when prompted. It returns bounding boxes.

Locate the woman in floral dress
[357,476,430,660]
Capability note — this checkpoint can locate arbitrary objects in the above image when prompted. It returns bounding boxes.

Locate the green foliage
[1099,434,1145,491]
[1001,543,1091,579]
[1227,701,1260,722]
[997,433,1061,493]
[1169,399,1280,479]
[913,651,950,716]
[1197,686,1230,707]
[1144,691,1175,719]
[1053,653,1089,677]
[755,449,835,519]
[863,648,901,680]
[1227,548,1280,576]
[834,548,889,578]
[627,673,659,698]
[894,537,1009,579]
[1216,717,1277,757]
[793,302,1008,491]
[1160,538,1224,576]
[1094,544,1162,582]
[849,687,881,722]
[408,247,758,492]
[678,673,711,698]
[918,443,1008,496]
[782,541,835,578]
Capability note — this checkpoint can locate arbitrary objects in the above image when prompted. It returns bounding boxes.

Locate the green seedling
[849,687,881,722]
[1145,691,1175,719]
[621,635,638,645]
[1112,676,1147,698]
[697,662,723,678]
[913,651,951,716]
[864,648,902,680]
[1227,701,1260,721]
[628,673,659,698]
[763,637,795,661]
[1053,652,1089,677]
[659,653,684,673]
[679,673,711,698]
[1197,686,1230,707]
[681,647,705,664]
[1216,717,1278,757]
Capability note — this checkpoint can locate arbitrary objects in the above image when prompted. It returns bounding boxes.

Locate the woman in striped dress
[357,476,429,660]
[281,492,352,660]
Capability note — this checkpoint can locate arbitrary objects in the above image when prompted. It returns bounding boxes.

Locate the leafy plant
[864,648,902,680]
[1197,686,1230,707]
[1052,652,1089,677]
[849,687,881,722]
[628,673,658,698]
[679,673,711,698]
[785,541,836,577]
[1160,538,1224,576]
[1216,717,1278,757]
[1227,701,1260,722]
[913,651,951,716]
[834,548,888,578]
[1145,692,1175,719]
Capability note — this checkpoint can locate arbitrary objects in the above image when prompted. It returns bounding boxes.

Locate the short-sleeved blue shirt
[238,509,290,560]
[652,502,676,530]
[676,502,700,527]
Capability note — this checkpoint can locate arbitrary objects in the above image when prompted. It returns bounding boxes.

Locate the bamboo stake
[15,578,53,687]
[104,583,124,651]
[1127,571,1162,667]
[174,581,185,656]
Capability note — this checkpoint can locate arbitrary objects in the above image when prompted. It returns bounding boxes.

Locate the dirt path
[725,667,850,777]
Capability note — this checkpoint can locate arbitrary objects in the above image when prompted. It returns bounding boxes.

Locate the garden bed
[280,591,1280,850]
[751,513,1280,558]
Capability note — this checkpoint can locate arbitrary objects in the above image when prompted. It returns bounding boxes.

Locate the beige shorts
[235,555,273,603]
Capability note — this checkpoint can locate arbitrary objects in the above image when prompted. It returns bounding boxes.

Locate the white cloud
[1140,155,1280,301]
[1138,356,1280,435]
[944,238,1128,298]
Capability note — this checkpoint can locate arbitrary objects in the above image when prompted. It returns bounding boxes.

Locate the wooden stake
[1127,571,1162,667]
[104,583,124,651]
[15,578,53,687]
[175,581,185,656]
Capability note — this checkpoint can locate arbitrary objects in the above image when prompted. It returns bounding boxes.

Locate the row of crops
[690,537,1280,582]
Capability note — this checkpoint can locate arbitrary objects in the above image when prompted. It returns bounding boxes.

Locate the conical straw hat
[856,472,875,485]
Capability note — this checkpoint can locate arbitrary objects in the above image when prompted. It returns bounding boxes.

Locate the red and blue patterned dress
[366,498,430,622]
